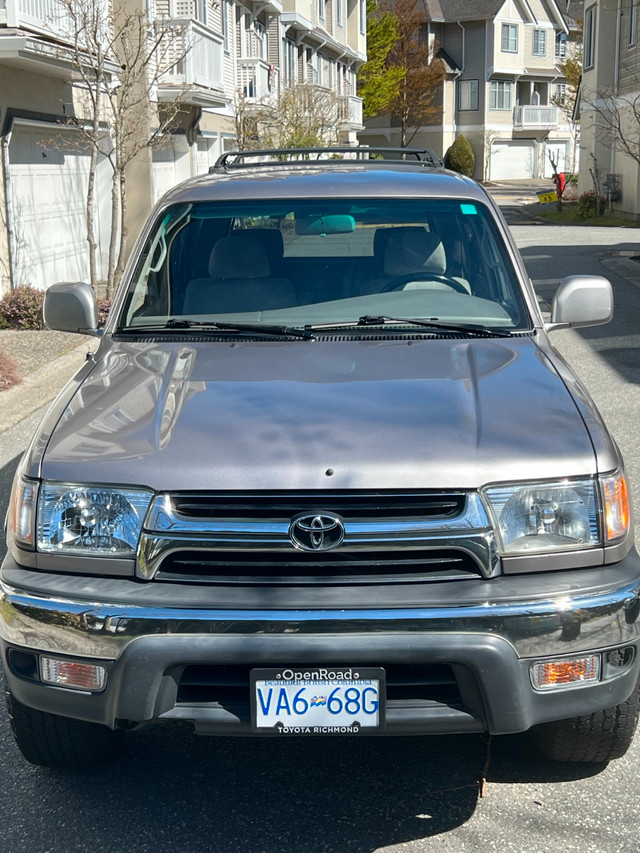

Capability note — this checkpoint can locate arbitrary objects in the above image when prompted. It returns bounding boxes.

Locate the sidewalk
[0,341,89,434]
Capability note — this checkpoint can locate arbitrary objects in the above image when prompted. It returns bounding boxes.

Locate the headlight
[37,484,153,557]
[484,478,599,556]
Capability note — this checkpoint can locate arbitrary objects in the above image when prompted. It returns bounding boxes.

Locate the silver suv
[2,147,639,768]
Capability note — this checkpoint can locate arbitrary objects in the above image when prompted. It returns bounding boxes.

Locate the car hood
[40,336,597,491]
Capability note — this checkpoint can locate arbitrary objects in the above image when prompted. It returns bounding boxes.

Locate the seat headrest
[209,233,270,279]
[379,227,447,277]
[245,228,284,263]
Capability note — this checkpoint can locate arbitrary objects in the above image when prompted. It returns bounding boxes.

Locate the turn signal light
[40,657,106,691]
[531,655,600,691]
[603,472,629,541]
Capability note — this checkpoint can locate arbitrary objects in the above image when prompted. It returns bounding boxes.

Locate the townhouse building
[361,0,581,182]
[578,0,640,218]
[0,0,365,293]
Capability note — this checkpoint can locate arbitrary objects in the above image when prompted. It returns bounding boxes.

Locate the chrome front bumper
[2,556,640,735]
[2,559,640,661]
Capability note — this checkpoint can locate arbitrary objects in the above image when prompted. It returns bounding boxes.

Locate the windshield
[119,198,530,332]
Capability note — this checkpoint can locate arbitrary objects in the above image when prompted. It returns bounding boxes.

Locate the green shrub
[0,285,45,330]
[444,135,475,177]
[577,190,606,219]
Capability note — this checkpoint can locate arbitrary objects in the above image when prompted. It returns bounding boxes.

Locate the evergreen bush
[444,135,475,177]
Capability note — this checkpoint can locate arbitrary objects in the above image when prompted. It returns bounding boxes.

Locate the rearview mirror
[546,275,613,331]
[295,214,356,236]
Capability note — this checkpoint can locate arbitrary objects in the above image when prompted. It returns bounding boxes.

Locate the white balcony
[238,57,278,102]
[338,94,363,130]
[3,0,73,36]
[0,0,117,77]
[513,105,559,129]
[157,20,226,107]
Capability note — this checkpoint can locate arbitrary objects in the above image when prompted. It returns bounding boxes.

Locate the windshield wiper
[118,318,315,340]
[305,316,513,337]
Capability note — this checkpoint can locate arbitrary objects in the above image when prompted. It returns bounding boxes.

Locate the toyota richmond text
[2,147,640,768]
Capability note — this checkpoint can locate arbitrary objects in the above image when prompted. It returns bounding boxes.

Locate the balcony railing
[159,19,224,98]
[238,57,278,102]
[338,94,363,128]
[3,0,110,42]
[513,105,559,128]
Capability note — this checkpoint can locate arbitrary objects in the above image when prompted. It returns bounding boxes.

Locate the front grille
[170,491,466,521]
[175,663,463,708]
[156,548,480,584]
[140,489,498,581]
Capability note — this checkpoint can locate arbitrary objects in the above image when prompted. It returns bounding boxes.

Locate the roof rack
[211,146,444,172]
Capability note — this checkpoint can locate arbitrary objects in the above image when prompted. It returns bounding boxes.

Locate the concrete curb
[0,343,89,434]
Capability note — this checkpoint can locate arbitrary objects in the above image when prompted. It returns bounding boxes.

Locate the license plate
[250,667,385,735]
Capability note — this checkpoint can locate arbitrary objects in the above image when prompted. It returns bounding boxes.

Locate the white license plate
[250,667,385,734]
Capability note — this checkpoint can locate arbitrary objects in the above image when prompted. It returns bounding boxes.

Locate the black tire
[6,691,125,768]
[529,680,640,763]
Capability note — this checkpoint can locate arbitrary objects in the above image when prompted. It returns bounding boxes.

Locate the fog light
[40,657,106,691]
[531,655,600,691]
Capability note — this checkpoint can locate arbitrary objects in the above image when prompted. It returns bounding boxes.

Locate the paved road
[0,207,639,853]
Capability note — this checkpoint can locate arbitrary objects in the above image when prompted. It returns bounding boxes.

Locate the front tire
[6,691,125,768]
[529,680,640,763]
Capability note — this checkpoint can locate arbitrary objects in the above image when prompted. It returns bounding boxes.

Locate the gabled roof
[424,0,507,21]
[559,0,583,30]
[424,0,567,30]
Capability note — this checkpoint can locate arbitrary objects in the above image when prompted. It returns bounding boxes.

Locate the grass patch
[532,202,640,227]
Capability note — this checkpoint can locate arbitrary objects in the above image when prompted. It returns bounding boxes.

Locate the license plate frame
[250,666,386,735]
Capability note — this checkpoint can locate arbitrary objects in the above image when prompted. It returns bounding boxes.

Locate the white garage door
[490,141,535,180]
[7,124,110,291]
[152,136,191,203]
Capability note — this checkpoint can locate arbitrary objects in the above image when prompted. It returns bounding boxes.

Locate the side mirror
[546,275,613,331]
[43,282,101,337]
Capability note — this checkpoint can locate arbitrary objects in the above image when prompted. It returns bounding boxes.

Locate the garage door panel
[490,142,535,181]
[8,127,110,291]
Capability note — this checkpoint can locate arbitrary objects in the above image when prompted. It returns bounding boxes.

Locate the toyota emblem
[289,513,345,552]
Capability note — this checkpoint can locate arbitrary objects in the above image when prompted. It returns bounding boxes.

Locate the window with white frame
[533,29,546,56]
[555,33,567,57]
[337,0,342,27]
[360,0,365,35]
[629,0,638,46]
[554,82,567,105]
[221,0,229,52]
[490,80,513,110]
[318,0,325,21]
[584,5,596,68]
[458,79,479,111]
[501,23,518,53]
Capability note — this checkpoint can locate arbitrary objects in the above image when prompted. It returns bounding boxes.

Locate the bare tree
[55,0,191,296]
[382,0,445,147]
[235,85,342,150]
[552,19,582,175]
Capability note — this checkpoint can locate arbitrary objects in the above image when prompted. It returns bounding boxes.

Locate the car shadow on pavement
[0,708,610,853]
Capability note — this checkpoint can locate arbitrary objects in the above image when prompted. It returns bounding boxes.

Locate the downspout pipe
[453,22,466,142]
[1,117,16,291]
[612,0,622,184]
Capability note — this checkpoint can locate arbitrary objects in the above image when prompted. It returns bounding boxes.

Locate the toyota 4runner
[2,147,639,768]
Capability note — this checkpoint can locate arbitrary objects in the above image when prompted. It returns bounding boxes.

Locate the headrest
[379,227,447,277]
[209,233,270,279]
[245,228,284,263]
